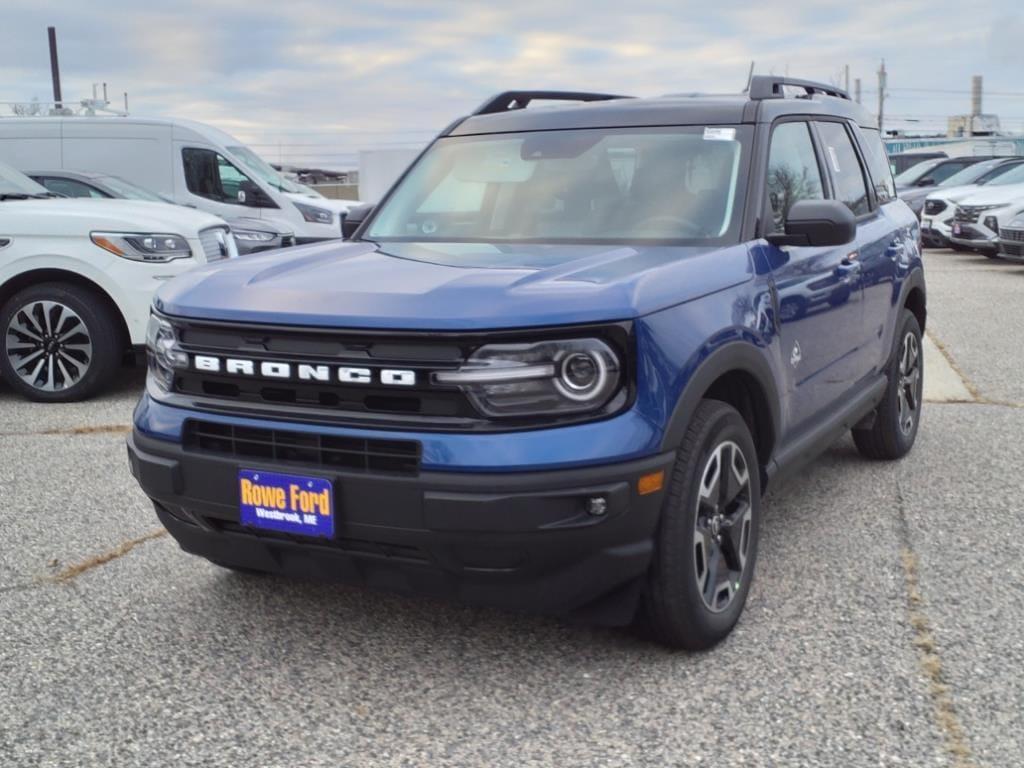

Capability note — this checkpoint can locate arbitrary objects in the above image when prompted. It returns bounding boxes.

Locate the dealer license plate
[952,222,962,235]
[238,469,334,538]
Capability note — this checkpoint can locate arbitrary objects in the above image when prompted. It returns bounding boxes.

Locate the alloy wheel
[694,440,753,613]
[897,332,921,436]
[5,300,93,392]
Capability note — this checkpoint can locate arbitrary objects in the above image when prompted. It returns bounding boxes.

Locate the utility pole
[745,61,755,91]
[877,59,887,133]
[854,78,862,104]
[844,64,850,94]
[47,26,62,110]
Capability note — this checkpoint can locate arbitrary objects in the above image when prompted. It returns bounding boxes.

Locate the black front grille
[924,199,947,216]
[1001,242,1024,258]
[172,320,477,423]
[185,420,421,474]
[953,224,985,240]
[1002,228,1024,243]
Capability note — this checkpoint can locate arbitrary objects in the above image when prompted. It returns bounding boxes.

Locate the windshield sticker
[703,127,736,141]
[828,146,841,173]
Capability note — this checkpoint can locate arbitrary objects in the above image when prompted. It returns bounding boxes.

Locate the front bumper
[998,231,1024,262]
[128,429,675,624]
[949,222,999,252]
[920,207,954,248]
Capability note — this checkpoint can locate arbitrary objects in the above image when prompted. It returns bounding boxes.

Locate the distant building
[947,114,1001,138]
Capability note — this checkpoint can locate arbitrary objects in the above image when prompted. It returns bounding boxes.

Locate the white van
[0,116,359,243]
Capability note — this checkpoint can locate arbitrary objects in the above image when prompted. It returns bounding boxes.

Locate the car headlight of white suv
[91,232,192,262]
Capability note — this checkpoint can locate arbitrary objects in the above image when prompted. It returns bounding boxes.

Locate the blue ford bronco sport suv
[128,76,925,649]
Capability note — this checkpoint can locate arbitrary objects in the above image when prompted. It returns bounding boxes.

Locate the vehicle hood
[956,183,1024,207]
[0,198,225,237]
[925,184,982,203]
[282,192,363,213]
[155,239,755,330]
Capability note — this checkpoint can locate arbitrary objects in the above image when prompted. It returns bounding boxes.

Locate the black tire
[642,400,761,650]
[0,282,122,402]
[852,309,923,460]
[950,243,972,253]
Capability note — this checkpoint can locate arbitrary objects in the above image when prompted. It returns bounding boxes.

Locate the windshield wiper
[0,192,54,200]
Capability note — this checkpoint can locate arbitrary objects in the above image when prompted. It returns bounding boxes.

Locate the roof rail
[472,90,632,116]
[747,76,850,101]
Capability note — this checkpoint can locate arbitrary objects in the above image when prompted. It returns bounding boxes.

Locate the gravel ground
[1,249,1021,767]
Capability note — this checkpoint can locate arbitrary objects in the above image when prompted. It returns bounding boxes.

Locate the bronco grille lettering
[191,355,417,386]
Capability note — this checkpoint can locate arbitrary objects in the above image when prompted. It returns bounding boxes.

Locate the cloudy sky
[4,0,1024,169]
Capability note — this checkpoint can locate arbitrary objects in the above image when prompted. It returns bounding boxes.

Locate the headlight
[145,314,188,392]
[433,338,623,418]
[232,228,276,243]
[294,202,333,225]
[92,232,192,262]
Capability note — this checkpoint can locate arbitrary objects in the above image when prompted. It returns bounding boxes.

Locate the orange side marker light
[637,470,665,496]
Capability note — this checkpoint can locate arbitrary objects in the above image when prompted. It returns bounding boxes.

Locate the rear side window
[765,121,824,234]
[816,122,871,216]
[858,128,896,204]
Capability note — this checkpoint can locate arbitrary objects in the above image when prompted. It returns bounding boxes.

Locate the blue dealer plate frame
[239,469,334,538]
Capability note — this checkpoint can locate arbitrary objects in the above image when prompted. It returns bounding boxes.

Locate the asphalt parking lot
[2,250,1022,768]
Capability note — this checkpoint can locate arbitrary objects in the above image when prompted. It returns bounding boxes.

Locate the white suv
[921,161,1024,250]
[0,161,235,401]
[948,182,1024,255]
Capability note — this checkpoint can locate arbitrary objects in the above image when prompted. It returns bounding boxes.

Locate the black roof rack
[472,90,632,116]
[748,75,850,101]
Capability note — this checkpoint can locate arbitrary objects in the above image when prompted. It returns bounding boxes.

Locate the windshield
[0,161,51,197]
[939,159,1005,188]
[367,126,748,244]
[894,158,942,186]
[983,162,1024,186]
[226,145,303,194]
[99,175,170,202]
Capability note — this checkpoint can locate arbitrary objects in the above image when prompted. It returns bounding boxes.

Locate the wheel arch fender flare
[897,266,927,330]
[658,341,782,466]
[0,265,132,348]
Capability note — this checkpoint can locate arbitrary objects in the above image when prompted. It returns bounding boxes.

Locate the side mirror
[237,180,271,207]
[767,199,856,248]
[341,203,374,240]
[916,177,935,187]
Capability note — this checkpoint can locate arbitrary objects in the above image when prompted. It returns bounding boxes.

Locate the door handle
[834,252,860,278]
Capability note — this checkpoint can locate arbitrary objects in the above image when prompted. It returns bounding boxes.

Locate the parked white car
[0,161,234,401]
[0,115,360,243]
[921,163,1024,250]
[997,213,1024,263]
[948,183,1024,255]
